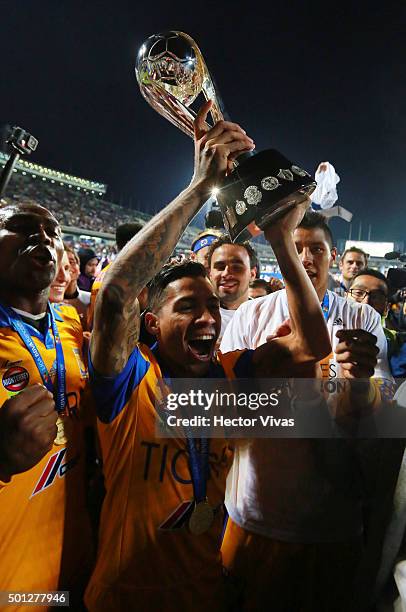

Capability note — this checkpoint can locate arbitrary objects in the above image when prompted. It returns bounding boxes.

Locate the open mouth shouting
[187,334,217,361]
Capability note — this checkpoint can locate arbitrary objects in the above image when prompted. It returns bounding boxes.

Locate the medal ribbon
[186,436,210,504]
[156,368,211,505]
[321,291,330,322]
[0,302,67,413]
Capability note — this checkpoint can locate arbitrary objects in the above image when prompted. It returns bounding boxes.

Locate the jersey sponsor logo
[31,449,79,497]
[2,366,29,392]
[141,440,230,484]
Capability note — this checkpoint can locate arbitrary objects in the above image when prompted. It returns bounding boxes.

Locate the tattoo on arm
[91,186,202,375]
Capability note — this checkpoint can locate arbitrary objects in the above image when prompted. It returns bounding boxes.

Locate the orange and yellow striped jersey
[0,303,93,611]
[85,344,253,612]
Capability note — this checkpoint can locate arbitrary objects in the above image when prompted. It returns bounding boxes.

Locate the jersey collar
[0,301,64,348]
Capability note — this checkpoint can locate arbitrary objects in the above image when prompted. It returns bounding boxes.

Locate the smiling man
[334,246,368,296]
[85,104,331,612]
[208,236,257,341]
[0,202,92,609]
[49,249,71,303]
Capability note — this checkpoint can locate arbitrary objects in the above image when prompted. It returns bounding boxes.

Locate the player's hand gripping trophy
[135,31,316,242]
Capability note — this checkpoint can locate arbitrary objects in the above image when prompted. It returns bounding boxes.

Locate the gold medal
[54,415,68,446]
[188,500,214,535]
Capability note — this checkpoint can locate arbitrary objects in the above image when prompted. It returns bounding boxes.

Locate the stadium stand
[0,152,278,269]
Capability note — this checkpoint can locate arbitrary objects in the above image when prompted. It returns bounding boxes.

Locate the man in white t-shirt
[207,236,258,342]
[220,210,391,611]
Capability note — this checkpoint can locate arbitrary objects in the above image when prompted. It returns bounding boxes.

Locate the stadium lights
[1,149,107,193]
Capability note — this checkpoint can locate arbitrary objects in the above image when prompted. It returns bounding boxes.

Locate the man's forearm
[101,181,206,302]
[271,233,331,361]
[91,181,207,375]
[91,105,253,375]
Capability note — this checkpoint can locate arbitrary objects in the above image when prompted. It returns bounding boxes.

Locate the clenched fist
[191,100,255,194]
[0,384,57,482]
[335,329,379,379]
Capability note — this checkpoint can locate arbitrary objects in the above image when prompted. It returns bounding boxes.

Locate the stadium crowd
[1,104,406,612]
[3,169,145,233]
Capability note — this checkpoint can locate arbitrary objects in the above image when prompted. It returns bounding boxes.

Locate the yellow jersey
[87,262,111,330]
[0,303,93,611]
[85,343,253,612]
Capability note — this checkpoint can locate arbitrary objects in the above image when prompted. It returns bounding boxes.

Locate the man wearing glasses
[347,269,406,377]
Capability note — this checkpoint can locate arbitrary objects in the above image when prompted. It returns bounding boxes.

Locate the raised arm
[91,101,254,375]
[253,200,331,376]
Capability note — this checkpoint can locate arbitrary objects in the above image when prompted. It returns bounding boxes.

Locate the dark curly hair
[207,235,259,271]
[148,259,207,312]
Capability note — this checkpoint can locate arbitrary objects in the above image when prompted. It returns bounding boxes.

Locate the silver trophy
[135,31,316,242]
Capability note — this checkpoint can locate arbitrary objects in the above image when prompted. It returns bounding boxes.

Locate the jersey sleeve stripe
[89,346,150,423]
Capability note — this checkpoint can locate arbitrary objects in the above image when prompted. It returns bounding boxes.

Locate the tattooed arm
[91,101,254,375]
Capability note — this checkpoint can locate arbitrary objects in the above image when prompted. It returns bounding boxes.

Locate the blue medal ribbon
[321,291,330,322]
[0,302,67,413]
[186,436,209,503]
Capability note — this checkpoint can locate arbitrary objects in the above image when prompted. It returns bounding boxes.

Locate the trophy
[135,31,316,242]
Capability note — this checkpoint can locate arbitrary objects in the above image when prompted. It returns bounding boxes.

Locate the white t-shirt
[78,288,91,306]
[220,289,391,380]
[220,289,392,541]
[219,306,236,343]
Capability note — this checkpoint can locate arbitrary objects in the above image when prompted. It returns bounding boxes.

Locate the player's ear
[144,312,159,336]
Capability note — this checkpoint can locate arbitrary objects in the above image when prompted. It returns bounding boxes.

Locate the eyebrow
[353,283,387,293]
[294,241,326,247]
[212,257,246,265]
[174,294,219,304]
[5,213,59,227]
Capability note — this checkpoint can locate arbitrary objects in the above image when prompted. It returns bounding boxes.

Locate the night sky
[1,1,405,243]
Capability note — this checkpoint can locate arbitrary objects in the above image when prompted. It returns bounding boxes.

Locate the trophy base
[216,149,316,243]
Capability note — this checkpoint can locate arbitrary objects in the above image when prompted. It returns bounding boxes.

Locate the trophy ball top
[136,31,204,107]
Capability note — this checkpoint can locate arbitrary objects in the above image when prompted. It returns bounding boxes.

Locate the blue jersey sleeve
[89,346,150,423]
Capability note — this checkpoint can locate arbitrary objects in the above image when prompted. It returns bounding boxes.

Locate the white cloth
[220,289,393,538]
[312,162,340,210]
[78,288,91,306]
[219,306,236,343]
